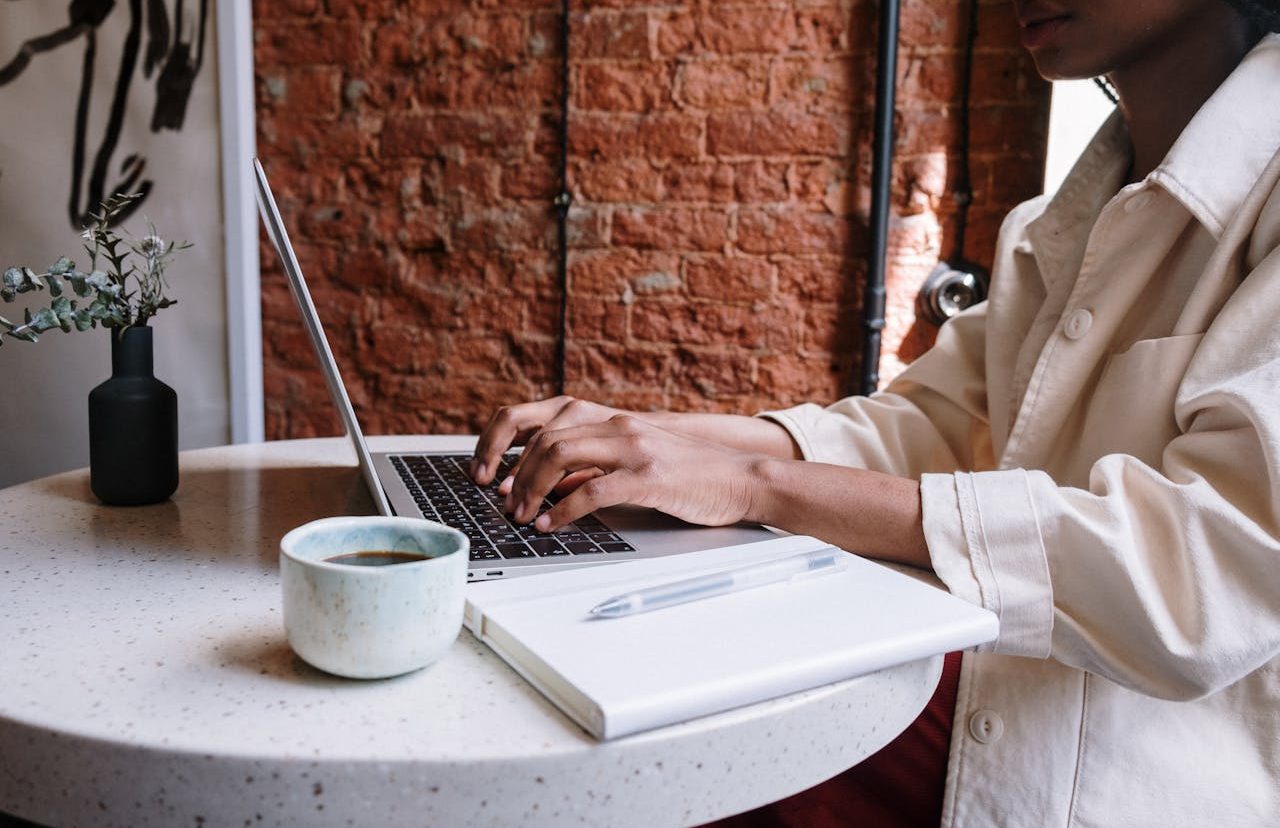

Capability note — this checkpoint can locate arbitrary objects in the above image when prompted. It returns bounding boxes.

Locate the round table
[0,437,942,828]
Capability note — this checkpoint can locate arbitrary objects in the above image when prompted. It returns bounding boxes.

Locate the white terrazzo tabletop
[0,436,942,828]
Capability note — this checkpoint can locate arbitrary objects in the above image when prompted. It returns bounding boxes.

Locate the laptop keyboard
[389,454,638,563]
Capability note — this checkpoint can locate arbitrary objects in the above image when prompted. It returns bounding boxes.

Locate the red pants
[704,652,962,828]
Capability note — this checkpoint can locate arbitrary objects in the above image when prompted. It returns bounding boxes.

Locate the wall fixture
[916,0,988,326]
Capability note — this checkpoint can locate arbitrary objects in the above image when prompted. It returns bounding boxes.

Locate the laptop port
[486,570,504,577]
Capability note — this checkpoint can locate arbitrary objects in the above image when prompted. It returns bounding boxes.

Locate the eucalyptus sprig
[0,193,189,347]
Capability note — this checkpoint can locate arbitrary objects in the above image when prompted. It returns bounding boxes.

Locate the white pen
[588,547,847,619]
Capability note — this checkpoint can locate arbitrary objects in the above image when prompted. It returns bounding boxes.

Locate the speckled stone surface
[0,437,942,828]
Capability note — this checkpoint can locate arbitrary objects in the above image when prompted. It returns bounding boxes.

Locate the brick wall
[253,0,1049,440]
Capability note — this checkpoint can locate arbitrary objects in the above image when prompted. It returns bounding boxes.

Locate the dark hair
[1225,0,1280,31]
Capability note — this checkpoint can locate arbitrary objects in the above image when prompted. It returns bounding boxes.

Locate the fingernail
[498,475,514,495]
[534,514,551,532]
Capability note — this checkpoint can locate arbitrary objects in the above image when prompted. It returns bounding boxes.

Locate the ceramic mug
[280,516,469,679]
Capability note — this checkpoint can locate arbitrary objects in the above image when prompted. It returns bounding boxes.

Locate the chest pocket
[1071,333,1204,480]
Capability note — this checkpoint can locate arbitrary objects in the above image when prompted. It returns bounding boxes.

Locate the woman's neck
[1111,26,1263,182]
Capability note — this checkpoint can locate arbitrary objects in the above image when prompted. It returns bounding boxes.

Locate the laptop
[253,159,776,581]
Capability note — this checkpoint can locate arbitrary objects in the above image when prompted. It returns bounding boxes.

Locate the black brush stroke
[75,0,150,227]
[143,0,169,77]
[150,0,207,131]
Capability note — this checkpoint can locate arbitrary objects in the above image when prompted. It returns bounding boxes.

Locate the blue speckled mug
[280,516,468,679]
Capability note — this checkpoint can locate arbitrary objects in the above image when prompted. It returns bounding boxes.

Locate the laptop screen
[252,158,393,516]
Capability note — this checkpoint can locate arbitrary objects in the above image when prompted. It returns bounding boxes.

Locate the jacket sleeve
[760,299,994,477]
[923,248,1280,701]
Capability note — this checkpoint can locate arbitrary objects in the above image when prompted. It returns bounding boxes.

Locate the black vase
[88,326,178,505]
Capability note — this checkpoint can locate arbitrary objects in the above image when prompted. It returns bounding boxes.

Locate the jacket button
[968,709,1005,744]
[1063,308,1093,340]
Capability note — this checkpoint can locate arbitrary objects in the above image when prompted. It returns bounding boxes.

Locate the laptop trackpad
[595,505,777,557]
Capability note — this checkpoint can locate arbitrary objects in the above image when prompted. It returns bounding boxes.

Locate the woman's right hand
[470,396,627,488]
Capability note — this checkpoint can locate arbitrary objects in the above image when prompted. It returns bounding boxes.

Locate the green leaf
[41,273,64,298]
[48,257,74,276]
[67,272,91,297]
[2,267,22,300]
[24,307,59,333]
[17,267,41,292]
[50,295,75,332]
[101,305,127,328]
[72,308,96,331]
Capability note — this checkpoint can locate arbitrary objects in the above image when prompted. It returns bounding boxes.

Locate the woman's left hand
[504,413,764,532]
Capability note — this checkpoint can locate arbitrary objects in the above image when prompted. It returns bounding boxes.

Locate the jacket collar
[1150,33,1280,239]
[1021,113,1129,291]
[1023,33,1280,282]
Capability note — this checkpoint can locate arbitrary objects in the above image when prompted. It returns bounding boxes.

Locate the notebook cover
[464,535,998,740]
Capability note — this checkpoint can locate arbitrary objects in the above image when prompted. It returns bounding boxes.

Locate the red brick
[570,112,703,160]
[570,249,680,297]
[684,256,773,301]
[573,158,663,202]
[577,63,673,112]
[655,8,797,56]
[733,161,789,203]
[898,0,963,47]
[381,113,536,159]
[736,207,851,255]
[251,0,321,20]
[613,207,730,251]
[660,163,735,203]
[574,11,650,60]
[675,349,758,398]
[630,301,764,348]
[422,60,560,110]
[678,60,770,109]
[567,298,629,341]
[770,58,856,111]
[776,256,854,303]
[255,21,364,66]
[707,109,848,157]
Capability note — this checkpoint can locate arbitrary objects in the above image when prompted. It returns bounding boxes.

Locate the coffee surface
[323,550,427,566]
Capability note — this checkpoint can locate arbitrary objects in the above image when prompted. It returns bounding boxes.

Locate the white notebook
[463,535,998,740]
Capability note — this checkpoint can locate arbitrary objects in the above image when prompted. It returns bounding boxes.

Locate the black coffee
[323,550,428,566]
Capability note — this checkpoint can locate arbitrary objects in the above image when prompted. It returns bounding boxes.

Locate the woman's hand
[470,396,625,487]
[471,396,803,491]
[504,414,763,532]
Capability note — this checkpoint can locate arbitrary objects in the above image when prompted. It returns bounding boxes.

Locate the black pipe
[554,0,572,395]
[858,0,900,397]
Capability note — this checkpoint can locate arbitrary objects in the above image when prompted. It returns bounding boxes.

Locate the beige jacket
[764,35,1280,827]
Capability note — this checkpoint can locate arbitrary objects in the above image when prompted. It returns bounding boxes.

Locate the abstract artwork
[0,0,209,227]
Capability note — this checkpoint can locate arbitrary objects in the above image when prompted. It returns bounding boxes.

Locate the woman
[471,1,1280,824]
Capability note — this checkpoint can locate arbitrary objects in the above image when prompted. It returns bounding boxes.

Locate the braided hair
[1225,0,1280,31]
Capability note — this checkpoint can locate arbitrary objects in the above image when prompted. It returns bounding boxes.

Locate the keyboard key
[601,542,636,553]
[565,541,601,555]
[470,548,501,561]
[588,532,623,544]
[497,543,535,559]
[528,537,570,557]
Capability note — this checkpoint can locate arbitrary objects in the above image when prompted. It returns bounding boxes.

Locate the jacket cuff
[754,404,823,462]
[921,470,1053,658]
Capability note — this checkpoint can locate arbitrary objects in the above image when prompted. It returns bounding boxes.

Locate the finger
[553,467,603,496]
[471,397,571,484]
[534,471,636,532]
[498,461,591,499]
[508,428,630,523]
